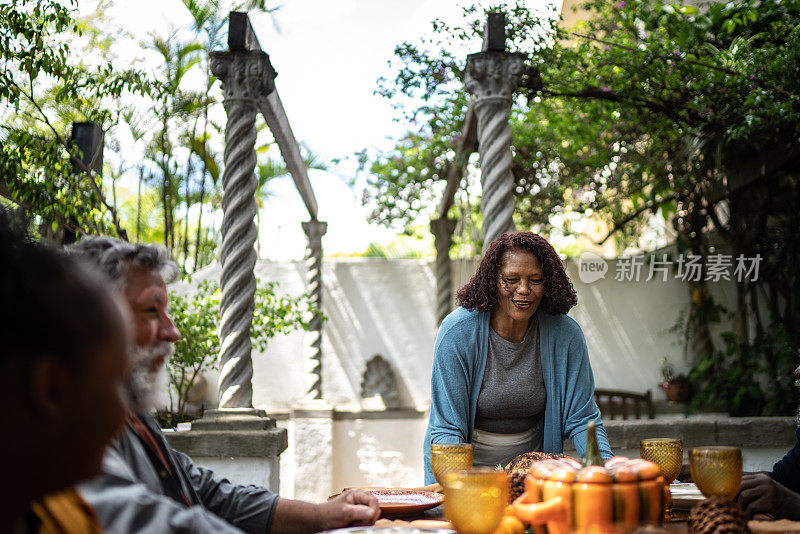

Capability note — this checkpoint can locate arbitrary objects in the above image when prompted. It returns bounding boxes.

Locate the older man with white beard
[736,361,800,519]
[127,341,174,414]
[73,237,379,534]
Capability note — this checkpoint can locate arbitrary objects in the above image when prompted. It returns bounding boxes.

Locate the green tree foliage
[146,34,203,260]
[0,0,156,239]
[345,225,434,258]
[369,0,800,415]
[2,0,312,275]
[167,279,322,419]
[126,0,293,273]
[182,0,226,272]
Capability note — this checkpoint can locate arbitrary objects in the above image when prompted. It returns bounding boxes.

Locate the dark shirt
[770,425,800,494]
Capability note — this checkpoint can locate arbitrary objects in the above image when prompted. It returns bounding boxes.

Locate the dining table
[340,484,698,534]
[370,504,692,533]
[334,481,800,534]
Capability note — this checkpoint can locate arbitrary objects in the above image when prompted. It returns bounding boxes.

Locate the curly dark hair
[456,231,577,315]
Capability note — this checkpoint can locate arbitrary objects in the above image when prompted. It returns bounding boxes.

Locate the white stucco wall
[331,415,428,490]
[189,255,728,412]
[192,258,438,411]
[181,255,753,501]
[276,412,428,500]
[191,456,280,491]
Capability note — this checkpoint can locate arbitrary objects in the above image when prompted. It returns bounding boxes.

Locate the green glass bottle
[581,421,605,467]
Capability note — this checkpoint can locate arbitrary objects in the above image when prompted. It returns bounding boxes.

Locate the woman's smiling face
[493,248,546,328]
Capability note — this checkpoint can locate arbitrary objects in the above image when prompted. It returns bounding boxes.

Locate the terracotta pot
[510,457,668,534]
[661,378,690,403]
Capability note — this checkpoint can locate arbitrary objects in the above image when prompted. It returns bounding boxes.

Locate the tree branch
[12,77,129,239]
[597,193,679,245]
[540,87,691,127]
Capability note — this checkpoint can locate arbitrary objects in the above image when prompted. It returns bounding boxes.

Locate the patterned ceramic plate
[328,488,444,517]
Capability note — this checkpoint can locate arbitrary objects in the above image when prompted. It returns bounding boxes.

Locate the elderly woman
[423,231,612,483]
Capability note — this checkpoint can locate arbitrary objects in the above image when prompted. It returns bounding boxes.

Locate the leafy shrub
[166,279,321,419]
[689,323,798,417]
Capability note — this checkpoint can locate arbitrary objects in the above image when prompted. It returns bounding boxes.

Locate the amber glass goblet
[689,446,743,499]
[431,443,474,485]
[443,468,509,534]
[640,438,683,484]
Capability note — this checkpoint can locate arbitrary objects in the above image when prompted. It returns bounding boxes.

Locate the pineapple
[504,451,567,503]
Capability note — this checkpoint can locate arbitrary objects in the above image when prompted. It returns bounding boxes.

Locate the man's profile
[73,236,379,533]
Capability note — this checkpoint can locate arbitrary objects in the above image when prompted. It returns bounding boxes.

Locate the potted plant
[659,358,691,403]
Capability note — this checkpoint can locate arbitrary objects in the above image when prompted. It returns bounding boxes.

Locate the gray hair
[69,236,179,288]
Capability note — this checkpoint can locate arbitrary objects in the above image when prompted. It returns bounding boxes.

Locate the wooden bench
[594,389,655,420]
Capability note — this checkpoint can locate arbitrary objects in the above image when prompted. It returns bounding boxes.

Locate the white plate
[670,482,705,510]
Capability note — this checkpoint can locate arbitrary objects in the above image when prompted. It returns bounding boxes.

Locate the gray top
[474,317,546,434]
[78,413,277,533]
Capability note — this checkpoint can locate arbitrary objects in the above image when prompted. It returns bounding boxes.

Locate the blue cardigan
[423,307,613,484]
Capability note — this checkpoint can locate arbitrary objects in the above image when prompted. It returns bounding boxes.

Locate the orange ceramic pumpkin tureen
[509,423,670,534]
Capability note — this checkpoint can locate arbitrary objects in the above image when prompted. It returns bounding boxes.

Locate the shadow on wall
[292,259,436,409]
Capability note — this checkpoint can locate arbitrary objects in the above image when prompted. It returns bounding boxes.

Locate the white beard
[127,342,173,413]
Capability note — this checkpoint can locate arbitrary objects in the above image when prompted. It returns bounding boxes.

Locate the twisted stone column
[302,220,327,399]
[210,50,276,408]
[431,217,457,326]
[464,50,525,252]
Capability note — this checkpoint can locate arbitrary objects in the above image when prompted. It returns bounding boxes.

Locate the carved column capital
[301,220,328,242]
[464,51,526,103]
[431,217,457,242]
[210,50,277,104]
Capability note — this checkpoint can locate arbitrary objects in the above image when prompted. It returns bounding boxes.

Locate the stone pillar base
[291,399,334,501]
[190,408,277,430]
[164,408,288,492]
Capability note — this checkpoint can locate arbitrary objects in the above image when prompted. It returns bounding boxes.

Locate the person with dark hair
[72,236,380,534]
[423,231,612,483]
[0,214,131,533]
